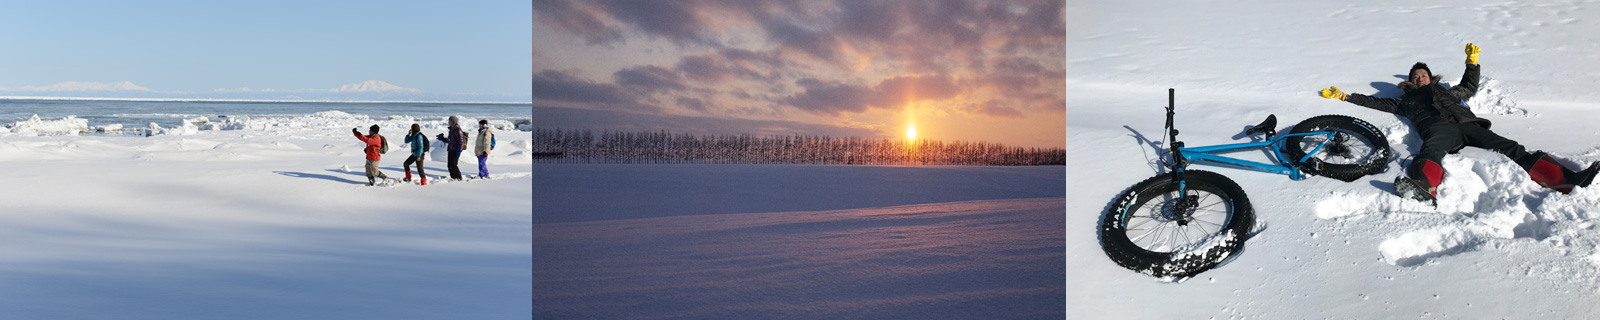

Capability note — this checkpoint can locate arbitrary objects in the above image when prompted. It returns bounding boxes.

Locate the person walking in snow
[436,116,469,180]
[352,124,391,186]
[475,119,496,178]
[402,123,430,185]
[1319,43,1600,204]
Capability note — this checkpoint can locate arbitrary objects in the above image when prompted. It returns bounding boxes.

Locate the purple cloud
[613,65,687,94]
[531,0,624,46]
[783,78,874,116]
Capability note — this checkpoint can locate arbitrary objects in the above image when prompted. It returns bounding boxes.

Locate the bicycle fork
[1165,88,1198,226]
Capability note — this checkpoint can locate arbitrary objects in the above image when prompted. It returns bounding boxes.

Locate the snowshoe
[1393,176,1436,206]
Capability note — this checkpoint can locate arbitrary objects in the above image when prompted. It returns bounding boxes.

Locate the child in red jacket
[353,125,390,186]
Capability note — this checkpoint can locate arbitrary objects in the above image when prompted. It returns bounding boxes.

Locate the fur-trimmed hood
[1398,74,1445,92]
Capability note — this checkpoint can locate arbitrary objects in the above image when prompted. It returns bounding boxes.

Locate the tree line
[531,128,1065,166]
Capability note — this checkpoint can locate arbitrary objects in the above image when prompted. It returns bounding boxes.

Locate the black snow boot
[1572,161,1600,190]
[1394,175,1437,206]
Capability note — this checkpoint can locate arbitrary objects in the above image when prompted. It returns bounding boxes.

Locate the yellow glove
[1320,86,1347,101]
[1465,43,1481,65]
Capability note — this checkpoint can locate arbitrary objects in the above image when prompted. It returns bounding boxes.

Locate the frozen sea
[0,98,532,132]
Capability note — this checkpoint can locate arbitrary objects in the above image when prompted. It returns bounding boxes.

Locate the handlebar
[1165,88,1175,140]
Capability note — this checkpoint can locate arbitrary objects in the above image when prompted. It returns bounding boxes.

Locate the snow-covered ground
[0,111,533,319]
[1070,0,1600,318]
[534,164,1065,319]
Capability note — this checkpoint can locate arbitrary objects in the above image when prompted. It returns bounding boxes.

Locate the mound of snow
[10,114,89,136]
[1316,153,1596,266]
[486,119,515,131]
[1379,227,1472,266]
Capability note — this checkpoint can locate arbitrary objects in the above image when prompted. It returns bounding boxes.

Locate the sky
[0,0,532,98]
[531,0,1065,148]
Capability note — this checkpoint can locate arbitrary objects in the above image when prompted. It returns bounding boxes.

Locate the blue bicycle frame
[1161,88,1336,204]
[1176,131,1335,181]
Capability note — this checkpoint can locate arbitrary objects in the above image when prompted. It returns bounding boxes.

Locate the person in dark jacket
[435,116,470,180]
[1319,43,1599,203]
[401,123,429,185]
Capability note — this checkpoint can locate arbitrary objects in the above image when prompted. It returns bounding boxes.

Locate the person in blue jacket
[401,123,430,185]
[435,116,470,180]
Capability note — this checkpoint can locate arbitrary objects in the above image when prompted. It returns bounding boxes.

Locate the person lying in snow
[352,125,391,186]
[1319,43,1600,204]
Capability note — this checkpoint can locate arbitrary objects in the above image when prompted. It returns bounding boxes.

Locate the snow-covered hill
[1069,0,1600,318]
[331,80,423,93]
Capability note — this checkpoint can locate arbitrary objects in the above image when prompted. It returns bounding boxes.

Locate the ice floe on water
[8,114,89,136]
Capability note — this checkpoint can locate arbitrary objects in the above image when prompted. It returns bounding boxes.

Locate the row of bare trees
[531,128,1064,166]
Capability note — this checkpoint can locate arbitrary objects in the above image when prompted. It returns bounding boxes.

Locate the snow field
[533,164,1065,319]
[0,110,534,319]
[1070,0,1600,317]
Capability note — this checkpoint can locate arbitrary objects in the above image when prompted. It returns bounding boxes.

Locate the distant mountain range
[0,80,530,103]
[332,80,424,93]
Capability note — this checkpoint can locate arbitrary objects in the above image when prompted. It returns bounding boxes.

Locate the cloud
[963,100,1026,119]
[612,65,687,94]
[593,0,712,45]
[675,97,709,112]
[675,49,784,84]
[531,0,624,45]
[871,74,960,107]
[782,78,875,116]
[1,81,153,92]
[780,74,961,116]
[531,69,634,105]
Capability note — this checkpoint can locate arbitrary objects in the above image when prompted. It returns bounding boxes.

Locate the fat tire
[1283,115,1392,182]
[1098,170,1253,280]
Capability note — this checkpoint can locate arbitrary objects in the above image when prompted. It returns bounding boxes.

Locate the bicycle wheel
[1283,115,1392,182]
[1099,170,1254,280]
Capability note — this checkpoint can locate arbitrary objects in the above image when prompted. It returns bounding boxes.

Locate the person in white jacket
[475,119,495,178]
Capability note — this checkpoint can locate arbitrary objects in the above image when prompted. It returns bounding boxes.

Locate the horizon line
[0,96,534,105]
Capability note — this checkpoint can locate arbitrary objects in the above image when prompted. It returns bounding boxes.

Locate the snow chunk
[10,114,89,136]
[1379,227,1471,266]
[1587,250,1600,270]
[94,123,123,133]
[311,110,356,119]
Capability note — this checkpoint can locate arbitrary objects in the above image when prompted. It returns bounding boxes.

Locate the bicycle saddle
[1245,114,1277,138]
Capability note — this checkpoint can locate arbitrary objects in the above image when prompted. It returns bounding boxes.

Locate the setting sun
[906,125,917,141]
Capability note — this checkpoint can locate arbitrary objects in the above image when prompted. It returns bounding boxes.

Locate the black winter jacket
[1345,64,1489,129]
